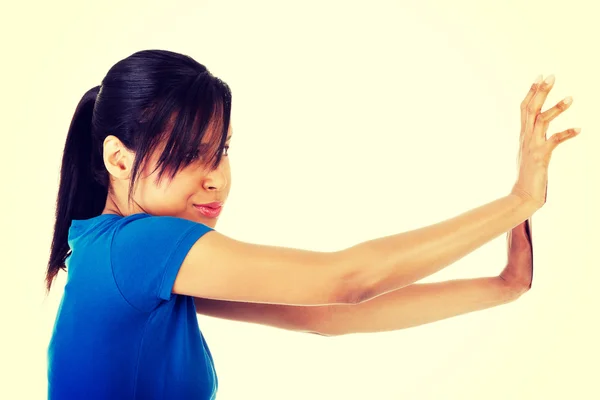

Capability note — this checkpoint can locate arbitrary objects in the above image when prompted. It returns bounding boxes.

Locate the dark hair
[46,49,232,292]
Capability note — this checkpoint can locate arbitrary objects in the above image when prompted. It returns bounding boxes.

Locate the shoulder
[110,213,213,260]
[109,213,214,309]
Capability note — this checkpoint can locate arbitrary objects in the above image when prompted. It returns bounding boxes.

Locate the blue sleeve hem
[157,223,214,301]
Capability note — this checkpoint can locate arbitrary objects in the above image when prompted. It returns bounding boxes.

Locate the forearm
[194,277,514,336]
[316,276,517,336]
[344,193,537,302]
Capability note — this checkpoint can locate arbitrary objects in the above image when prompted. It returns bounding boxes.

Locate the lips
[193,202,223,218]
[196,202,223,209]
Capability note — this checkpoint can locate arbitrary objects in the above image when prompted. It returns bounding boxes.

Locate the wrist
[508,189,542,216]
[510,186,544,212]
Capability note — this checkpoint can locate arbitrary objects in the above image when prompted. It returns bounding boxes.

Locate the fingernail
[563,96,573,105]
[534,74,543,84]
[574,128,581,133]
[544,74,555,85]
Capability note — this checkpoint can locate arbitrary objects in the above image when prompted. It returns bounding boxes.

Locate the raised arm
[173,75,578,307]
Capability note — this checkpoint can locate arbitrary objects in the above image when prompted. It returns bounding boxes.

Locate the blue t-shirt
[47,213,218,399]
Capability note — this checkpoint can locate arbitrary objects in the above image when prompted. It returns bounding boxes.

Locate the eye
[223,145,230,156]
[185,150,200,163]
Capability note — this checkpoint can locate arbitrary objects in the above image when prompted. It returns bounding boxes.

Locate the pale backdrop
[2,0,598,399]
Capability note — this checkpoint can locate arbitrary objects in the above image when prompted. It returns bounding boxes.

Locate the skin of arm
[193,220,534,336]
[339,193,536,304]
[190,76,564,327]
[178,192,537,307]
[195,277,513,336]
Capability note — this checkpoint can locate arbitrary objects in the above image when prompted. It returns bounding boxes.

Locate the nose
[202,164,228,192]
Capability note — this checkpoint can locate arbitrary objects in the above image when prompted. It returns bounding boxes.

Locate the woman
[46,49,579,399]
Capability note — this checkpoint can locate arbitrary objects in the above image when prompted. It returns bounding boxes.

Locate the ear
[102,135,135,181]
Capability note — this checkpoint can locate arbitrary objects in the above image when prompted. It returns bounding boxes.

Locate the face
[102,124,233,229]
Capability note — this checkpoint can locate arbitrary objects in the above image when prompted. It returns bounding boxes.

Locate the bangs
[131,73,232,189]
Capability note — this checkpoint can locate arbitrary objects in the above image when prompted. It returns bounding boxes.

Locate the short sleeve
[111,214,214,312]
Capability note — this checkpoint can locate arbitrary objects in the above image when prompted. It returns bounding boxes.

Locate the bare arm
[339,193,534,302]
[174,75,575,308]
[192,220,533,335]
[193,297,320,334]
[194,277,514,335]
[315,277,515,336]
[316,219,535,336]
[192,275,514,335]
[174,193,535,306]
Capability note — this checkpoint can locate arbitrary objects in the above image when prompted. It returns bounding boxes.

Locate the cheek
[135,173,195,215]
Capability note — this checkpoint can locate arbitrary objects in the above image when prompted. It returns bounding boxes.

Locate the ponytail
[46,86,108,292]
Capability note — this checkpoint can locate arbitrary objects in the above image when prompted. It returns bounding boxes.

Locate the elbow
[329,250,379,305]
[337,282,373,305]
[332,271,378,306]
[305,306,346,338]
[348,281,380,305]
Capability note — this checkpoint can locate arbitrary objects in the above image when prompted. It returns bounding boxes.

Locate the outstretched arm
[194,277,513,335]
[194,221,534,336]
[183,76,571,308]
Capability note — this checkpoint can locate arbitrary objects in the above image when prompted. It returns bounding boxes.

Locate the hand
[511,75,581,209]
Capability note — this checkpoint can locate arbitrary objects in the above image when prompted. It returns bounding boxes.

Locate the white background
[2,0,598,398]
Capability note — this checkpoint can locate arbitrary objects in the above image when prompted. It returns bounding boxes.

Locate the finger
[547,128,581,152]
[521,75,543,135]
[533,96,573,139]
[524,75,555,137]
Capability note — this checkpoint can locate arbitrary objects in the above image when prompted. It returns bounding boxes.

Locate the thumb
[547,127,581,152]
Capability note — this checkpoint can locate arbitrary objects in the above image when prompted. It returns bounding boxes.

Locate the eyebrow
[196,134,232,152]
